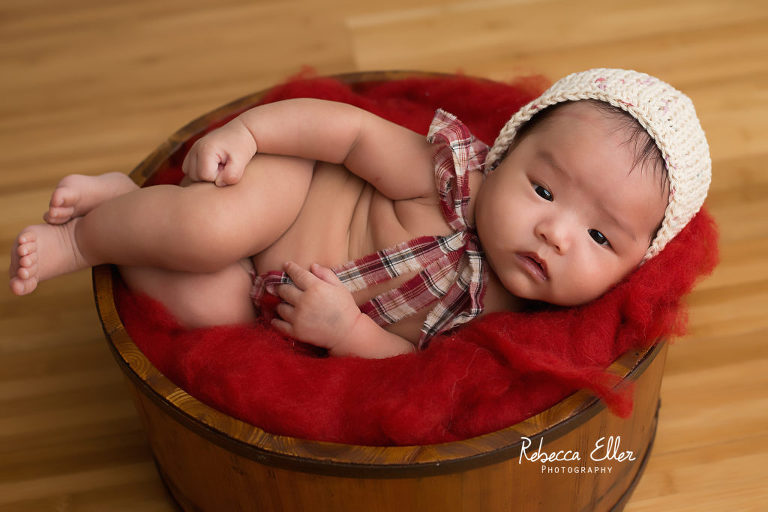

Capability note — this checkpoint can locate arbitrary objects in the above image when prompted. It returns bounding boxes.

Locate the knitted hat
[485,68,711,261]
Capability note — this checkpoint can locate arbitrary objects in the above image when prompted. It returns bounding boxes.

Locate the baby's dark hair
[512,99,669,192]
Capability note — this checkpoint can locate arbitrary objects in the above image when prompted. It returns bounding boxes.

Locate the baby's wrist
[327,312,367,357]
[232,117,258,156]
[328,314,416,358]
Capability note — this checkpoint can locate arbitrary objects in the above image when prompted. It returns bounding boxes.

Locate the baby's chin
[544,274,634,308]
[534,291,609,310]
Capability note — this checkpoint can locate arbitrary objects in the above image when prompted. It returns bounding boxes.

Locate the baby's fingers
[275,302,295,322]
[196,151,226,183]
[181,150,197,177]
[214,159,245,187]
[270,317,294,337]
[283,261,317,290]
[275,283,301,305]
[310,263,343,286]
[182,139,224,182]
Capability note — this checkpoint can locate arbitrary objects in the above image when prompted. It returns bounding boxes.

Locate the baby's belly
[251,162,451,343]
[252,161,365,274]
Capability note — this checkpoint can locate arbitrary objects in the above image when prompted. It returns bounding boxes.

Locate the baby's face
[475,101,668,306]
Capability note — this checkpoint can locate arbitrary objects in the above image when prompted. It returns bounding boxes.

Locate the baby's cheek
[567,262,615,305]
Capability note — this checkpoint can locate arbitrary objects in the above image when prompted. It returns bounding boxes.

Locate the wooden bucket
[93,72,666,512]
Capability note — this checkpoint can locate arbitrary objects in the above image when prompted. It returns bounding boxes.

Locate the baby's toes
[9,238,38,295]
[16,236,36,256]
[17,230,36,246]
[16,260,38,280]
[44,205,76,224]
[16,241,38,274]
[19,251,39,272]
[10,275,39,295]
[45,189,78,224]
[48,184,80,212]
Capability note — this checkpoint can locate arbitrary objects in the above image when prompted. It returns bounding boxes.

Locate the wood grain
[1,0,767,510]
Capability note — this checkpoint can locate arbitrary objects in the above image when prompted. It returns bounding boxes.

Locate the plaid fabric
[252,109,490,348]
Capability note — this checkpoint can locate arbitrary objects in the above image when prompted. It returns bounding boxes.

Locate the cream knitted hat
[485,68,711,261]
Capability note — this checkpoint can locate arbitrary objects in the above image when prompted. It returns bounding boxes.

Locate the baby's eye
[588,229,610,247]
[533,184,553,201]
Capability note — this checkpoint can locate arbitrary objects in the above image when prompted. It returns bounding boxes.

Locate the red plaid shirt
[252,110,489,348]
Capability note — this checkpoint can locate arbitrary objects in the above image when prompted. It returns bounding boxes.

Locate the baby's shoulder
[465,169,486,227]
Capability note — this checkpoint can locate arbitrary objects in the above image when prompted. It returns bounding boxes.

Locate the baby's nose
[535,219,570,254]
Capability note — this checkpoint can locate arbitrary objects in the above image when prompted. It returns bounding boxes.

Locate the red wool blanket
[116,73,718,446]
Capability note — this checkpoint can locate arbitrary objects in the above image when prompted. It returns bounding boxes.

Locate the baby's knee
[170,189,241,258]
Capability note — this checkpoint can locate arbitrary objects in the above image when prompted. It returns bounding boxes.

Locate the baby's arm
[271,261,416,358]
[183,99,436,200]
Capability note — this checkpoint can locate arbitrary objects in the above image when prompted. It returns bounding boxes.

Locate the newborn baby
[9,69,710,358]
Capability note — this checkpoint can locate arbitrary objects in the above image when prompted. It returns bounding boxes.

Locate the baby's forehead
[528,100,666,181]
[521,102,633,155]
[533,100,636,131]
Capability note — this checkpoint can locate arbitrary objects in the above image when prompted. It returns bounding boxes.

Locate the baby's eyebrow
[539,150,568,180]
[596,202,636,242]
[538,149,637,242]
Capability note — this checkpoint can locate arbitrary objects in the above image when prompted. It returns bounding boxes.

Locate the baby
[9,69,711,358]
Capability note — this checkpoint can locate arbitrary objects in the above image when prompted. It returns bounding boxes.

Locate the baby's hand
[271,261,363,353]
[181,118,257,187]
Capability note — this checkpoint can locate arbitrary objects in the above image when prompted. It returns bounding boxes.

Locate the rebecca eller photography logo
[518,435,637,474]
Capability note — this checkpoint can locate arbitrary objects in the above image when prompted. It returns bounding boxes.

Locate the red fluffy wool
[117,74,719,446]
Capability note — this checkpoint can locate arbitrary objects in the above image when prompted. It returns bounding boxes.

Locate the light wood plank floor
[1,0,766,510]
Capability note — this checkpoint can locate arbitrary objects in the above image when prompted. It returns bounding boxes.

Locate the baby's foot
[9,220,88,295]
[45,173,137,224]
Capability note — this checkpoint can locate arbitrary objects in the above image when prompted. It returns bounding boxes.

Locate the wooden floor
[1,0,767,510]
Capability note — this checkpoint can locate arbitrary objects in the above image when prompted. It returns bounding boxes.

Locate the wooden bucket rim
[93,70,664,477]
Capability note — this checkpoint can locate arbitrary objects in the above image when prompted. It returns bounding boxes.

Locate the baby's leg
[10,173,139,295]
[9,220,86,295]
[45,172,139,224]
[76,154,315,272]
[119,261,257,328]
[9,154,314,295]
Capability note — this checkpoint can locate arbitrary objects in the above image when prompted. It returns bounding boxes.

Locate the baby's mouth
[517,252,548,281]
